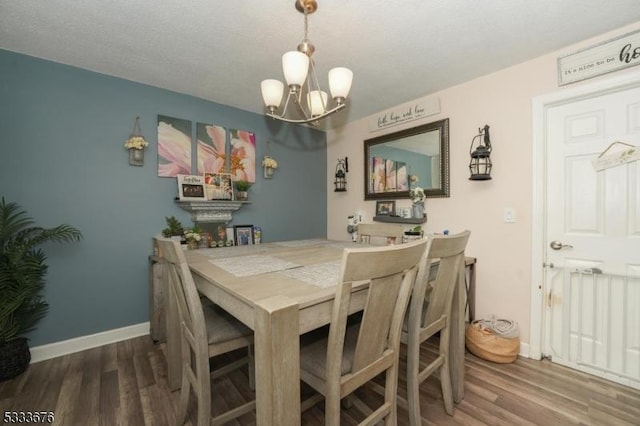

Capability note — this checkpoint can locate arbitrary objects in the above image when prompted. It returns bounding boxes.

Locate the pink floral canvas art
[385,159,397,191]
[157,115,192,177]
[371,157,385,193]
[396,162,408,190]
[197,123,226,175]
[229,129,256,183]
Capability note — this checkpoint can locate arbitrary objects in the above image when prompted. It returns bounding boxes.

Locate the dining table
[164,238,471,425]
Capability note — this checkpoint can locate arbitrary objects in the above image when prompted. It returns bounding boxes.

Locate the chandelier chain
[303,6,309,41]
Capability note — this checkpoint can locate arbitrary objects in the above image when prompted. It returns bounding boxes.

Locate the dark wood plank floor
[1,335,639,425]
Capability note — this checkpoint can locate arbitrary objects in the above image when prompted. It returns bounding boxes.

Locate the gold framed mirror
[364,118,449,200]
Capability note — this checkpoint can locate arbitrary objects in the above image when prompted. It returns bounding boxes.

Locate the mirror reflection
[364,118,449,200]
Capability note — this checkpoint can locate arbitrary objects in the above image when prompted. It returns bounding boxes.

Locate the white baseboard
[30,322,150,363]
[518,342,531,358]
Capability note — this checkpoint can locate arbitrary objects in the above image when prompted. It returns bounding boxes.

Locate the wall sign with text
[558,29,640,86]
[368,95,440,132]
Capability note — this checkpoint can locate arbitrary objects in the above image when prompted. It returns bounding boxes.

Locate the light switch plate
[504,207,516,223]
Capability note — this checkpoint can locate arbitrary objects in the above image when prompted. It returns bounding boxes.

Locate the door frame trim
[530,72,640,360]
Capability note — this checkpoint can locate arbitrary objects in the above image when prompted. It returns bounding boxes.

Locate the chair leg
[406,342,422,426]
[439,329,454,416]
[248,344,256,391]
[440,361,454,415]
[177,368,191,425]
[384,365,398,426]
[325,392,342,426]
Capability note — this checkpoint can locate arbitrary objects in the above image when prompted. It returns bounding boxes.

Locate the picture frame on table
[375,200,396,216]
[204,172,234,200]
[234,225,254,246]
[177,174,206,201]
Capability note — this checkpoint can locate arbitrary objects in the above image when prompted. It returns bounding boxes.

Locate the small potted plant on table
[234,180,252,201]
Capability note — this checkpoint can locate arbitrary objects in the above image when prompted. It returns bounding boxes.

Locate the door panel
[544,85,640,389]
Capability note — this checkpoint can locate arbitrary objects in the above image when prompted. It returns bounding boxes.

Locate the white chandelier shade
[328,67,353,101]
[282,51,310,88]
[307,90,328,116]
[261,79,285,110]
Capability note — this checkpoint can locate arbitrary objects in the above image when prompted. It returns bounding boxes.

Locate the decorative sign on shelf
[558,29,640,86]
[368,95,440,132]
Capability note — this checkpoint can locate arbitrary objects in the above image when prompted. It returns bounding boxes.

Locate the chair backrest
[155,237,209,358]
[409,230,470,332]
[326,239,429,378]
[357,222,405,245]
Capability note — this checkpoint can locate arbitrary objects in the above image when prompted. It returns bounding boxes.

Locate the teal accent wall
[0,49,327,346]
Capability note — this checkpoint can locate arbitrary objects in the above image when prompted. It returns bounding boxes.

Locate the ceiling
[2,1,640,130]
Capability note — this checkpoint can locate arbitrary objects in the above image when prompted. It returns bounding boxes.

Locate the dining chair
[356,222,406,245]
[299,238,429,425]
[155,237,255,426]
[401,230,470,425]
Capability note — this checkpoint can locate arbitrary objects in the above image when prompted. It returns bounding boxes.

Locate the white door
[543,84,640,389]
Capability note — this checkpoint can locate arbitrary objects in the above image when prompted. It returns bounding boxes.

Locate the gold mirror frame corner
[364,118,450,200]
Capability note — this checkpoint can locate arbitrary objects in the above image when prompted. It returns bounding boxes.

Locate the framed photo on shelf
[204,172,234,200]
[375,200,396,216]
[177,174,206,201]
[234,225,254,246]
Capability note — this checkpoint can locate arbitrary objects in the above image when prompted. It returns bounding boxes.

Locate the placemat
[210,255,300,277]
[279,260,342,288]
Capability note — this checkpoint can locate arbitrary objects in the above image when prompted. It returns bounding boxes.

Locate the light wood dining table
[165,239,470,425]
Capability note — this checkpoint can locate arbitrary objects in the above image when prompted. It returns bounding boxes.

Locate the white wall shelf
[175,200,249,223]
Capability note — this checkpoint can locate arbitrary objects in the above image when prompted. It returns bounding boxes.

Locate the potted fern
[0,197,82,381]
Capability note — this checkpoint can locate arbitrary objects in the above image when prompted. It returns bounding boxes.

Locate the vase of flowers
[124,117,149,166]
[262,156,278,179]
[409,186,425,219]
[184,227,202,250]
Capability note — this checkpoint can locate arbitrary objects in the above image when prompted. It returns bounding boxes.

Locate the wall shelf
[175,200,249,223]
[373,215,427,225]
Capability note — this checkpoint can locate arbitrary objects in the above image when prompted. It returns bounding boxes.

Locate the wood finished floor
[1,335,639,425]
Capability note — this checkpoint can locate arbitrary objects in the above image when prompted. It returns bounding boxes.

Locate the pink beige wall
[326,22,640,353]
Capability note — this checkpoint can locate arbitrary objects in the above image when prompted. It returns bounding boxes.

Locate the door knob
[550,240,573,250]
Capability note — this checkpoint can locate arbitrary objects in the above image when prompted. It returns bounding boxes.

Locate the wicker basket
[0,337,31,381]
[465,321,519,364]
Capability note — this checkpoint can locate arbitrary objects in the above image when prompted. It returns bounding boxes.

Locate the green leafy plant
[0,197,83,343]
[234,180,252,192]
[162,216,184,237]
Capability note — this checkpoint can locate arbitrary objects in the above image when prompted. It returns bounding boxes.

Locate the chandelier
[260,0,353,126]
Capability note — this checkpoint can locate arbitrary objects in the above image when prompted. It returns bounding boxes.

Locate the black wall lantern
[334,157,348,192]
[469,125,492,180]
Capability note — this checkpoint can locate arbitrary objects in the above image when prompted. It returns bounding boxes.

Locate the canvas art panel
[229,129,256,183]
[371,157,385,193]
[197,123,226,175]
[396,161,409,191]
[385,159,397,191]
[158,115,192,177]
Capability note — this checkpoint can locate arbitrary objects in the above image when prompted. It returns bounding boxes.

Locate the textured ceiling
[2,1,640,130]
